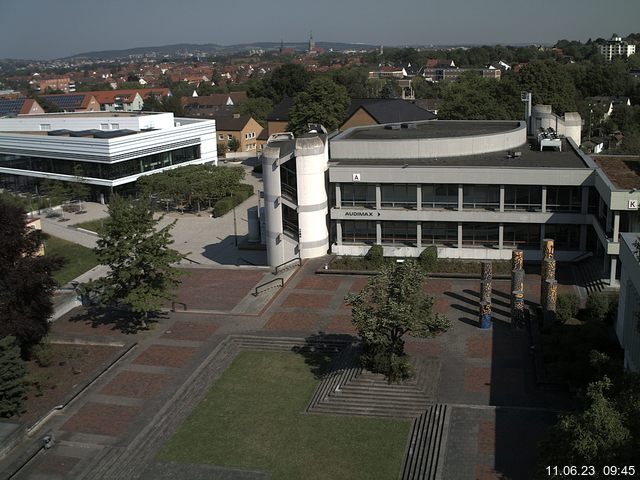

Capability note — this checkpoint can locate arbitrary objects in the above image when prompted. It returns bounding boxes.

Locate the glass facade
[342,220,376,244]
[504,185,542,211]
[502,223,541,249]
[381,221,417,245]
[381,184,416,208]
[280,160,297,202]
[462,223,499,247]
[421,222,458,246]
[0,145,200,181]
[545,224,581,250]
[421,184,457,209]
[463,185,500,210]
[546,186,582,212]
[341,183,376,208]
[282,204,299,239]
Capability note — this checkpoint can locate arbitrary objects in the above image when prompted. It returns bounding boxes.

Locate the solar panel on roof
[0,99,25,116]
[43,95,84,110]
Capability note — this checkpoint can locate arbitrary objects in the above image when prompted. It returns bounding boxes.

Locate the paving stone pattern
[5,258,576,480]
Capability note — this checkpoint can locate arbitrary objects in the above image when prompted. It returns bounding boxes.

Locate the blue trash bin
[480,313,492,329]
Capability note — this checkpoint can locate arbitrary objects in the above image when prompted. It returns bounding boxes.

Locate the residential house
[599,34,636,62]
[215,115,263,154]
[0,98,45,117]
[41,94,101,113]
[340,98,437,131]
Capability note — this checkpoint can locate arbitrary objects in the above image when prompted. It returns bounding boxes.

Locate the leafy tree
[380,80,400,99]
[287,77,350,134]
[556,293,580,323]
[537,377,631,477]
[0,336,26,418]
[217,142,228,157]
[345,260,451,382]
[585,292,611,323]
[84,196,184,330]
[248,64,312,103]
[235,96,273,126]
[0,201,61,354]
[331,67,369,98]
[227,137,241,152]
[439,73,519,120]
[512,59,578,113]
[70,165,90,205]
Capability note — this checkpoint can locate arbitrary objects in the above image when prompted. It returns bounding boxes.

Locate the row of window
[341,221,581,250]
[340,184,591,213]
[0,145,200,181]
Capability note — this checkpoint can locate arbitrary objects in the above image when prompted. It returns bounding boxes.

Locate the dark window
[421,184,457,209]
[546,186,581,212]
[462,223,499,248]
[381,221,416,245]
[280,159,297,202]
[381,184,416,208]
[341,183,376,208]
[282,204,298,240]
[421,222,458,246]
[463,186,500,210]
[504,186,542,211]
[545,224,581,250]
[342,220,376,244]
[503,223,541,249]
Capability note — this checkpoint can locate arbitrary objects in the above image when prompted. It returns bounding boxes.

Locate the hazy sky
[1,0,638,59]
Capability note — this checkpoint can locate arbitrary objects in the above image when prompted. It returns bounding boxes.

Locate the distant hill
[63,42,380,60]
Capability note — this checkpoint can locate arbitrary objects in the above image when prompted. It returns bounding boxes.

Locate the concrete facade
[616,233,640,371]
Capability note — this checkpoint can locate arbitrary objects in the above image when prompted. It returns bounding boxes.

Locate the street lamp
[232,191,238,247]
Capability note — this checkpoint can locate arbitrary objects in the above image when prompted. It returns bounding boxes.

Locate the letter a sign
[352,173,361,182]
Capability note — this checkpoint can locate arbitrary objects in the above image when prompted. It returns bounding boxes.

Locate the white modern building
[599,34,636,62]
[616,232,640,372]
[261,106,640,292]
[0,112,216,200]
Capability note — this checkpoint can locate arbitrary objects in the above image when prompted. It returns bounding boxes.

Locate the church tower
[308,31,316,53]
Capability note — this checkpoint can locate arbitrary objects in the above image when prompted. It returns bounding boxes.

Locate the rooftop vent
[400,123,417,129]
[506,151,523,158]
[384,124,401,130]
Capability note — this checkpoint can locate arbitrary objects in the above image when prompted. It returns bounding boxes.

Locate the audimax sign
[343,211,381,217]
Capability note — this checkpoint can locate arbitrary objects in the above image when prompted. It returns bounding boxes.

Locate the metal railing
[274,257,301,274]
[253,278,284,296]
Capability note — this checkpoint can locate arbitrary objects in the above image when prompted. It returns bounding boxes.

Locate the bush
[585,293,610,323]
[556,294,580,324]
[217,142,228,157]
[419,246,438,272]
[360,341,414,383]
[32,342,53,367]
[364,244,384,268]
[212,197,234,218]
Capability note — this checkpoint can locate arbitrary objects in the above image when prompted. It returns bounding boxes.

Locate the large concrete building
[0,111,216,201]
[261,106,640,291]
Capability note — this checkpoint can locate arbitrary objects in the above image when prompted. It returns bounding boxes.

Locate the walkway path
[2,258,570,480]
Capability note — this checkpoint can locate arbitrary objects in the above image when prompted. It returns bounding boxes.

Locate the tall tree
[512,59,578,114]
[248,64,312,103]
[331,67,369,98]
[287,77,350,134]
[235,97,273,127]
[84,196,184,330]
[345,260,450,382]
[0,201,61,354]
[0,336,26,418]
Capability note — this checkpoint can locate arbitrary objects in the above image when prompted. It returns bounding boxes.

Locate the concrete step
[401,404,450,480]
[310,404,422,418]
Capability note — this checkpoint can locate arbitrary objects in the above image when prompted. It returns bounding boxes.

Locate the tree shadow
[291,332,357,379]
[67,306,168,334]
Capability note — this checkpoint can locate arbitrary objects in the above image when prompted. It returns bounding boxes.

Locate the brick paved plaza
[4,257,576,480]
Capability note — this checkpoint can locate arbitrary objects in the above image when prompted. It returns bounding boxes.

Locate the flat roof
[593,155,640,189]
[340,120,521,141]
[14,112,162,119]
[331,138,589,169]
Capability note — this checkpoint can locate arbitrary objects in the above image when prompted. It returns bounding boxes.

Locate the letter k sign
[629,199,638,210]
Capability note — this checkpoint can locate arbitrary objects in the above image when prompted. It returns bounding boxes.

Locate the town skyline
[1,0,639,60]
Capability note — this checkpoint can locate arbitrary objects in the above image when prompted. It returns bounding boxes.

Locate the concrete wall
[616,233,640,371]
[262,144,287,267]
[330,122,526,160]
[0,112,175,132]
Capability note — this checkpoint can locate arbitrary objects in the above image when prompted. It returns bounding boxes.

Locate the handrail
[253,278,283,296]
[274,256,301,274]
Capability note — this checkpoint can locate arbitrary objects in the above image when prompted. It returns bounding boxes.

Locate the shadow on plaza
[200,235,268,266]
[67,306,168,334]
[292,332,357,379]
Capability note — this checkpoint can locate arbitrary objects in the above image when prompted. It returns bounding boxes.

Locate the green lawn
[44,235,99,285]
[158,350,411,480]
[74,218,109,233]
